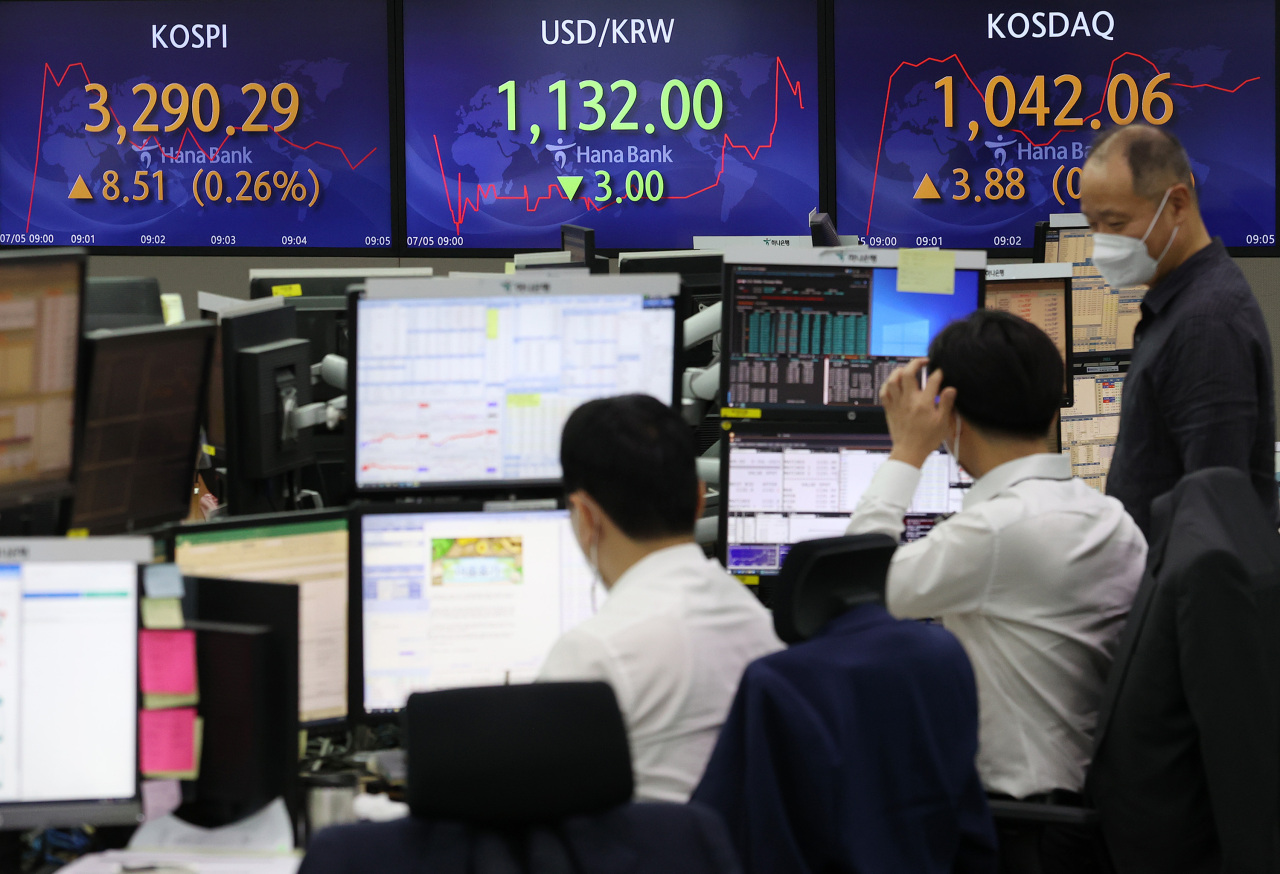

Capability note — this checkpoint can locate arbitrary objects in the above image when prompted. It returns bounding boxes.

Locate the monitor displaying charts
[1060,351,1129,491]
[171,511,350,725]
[356,507,599,714]
[0,537,147,829]
[720,423,967,582]
[721,249,985,417]
[354,275,680,490]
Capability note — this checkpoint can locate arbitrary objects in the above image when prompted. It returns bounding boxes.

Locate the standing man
[1079,124,1277,535]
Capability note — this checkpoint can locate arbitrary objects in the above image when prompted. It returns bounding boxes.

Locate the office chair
[298,682,742,874]
[693,534,998,874]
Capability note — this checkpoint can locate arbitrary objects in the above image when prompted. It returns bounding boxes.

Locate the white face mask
[1091,187,1178,289]
[943,418,961,467]
[571,502,605,605]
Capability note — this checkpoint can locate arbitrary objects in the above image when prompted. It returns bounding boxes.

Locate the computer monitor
[82,277,164,332]
[70,322,215,534]
[169,509,350,725]
[352,274,681,492]
[1061,352,1130,492]
[983,263,1074,407]
[354,504,599,716]
[560,224,606,274]
[1035,214,1142,353]
[247,268,435,300]
[0,249,84,514]
[618,251,724,305]
[0,536,147,829]
[720,248,985,418]
[719,422,967,592]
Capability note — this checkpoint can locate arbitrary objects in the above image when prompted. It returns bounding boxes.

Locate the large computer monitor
[618,251,725,305]
[70,322,215,534]
[0,249,84,512]
[169,509,350,725]
[1035,215,1143,353]
[719,421,967,593]
[82,277,164,332]
[983,263,1074,407]
[352,274,681,492]
[720,249,986,418]
[0,537,147,829]
[353,504,599,716]
[1061,352,1130,492]
[248,268,435,300]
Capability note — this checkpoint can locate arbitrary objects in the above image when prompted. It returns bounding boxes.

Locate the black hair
[560,394,699,540]
[927,309,1062,440]
[1088,123,1196,204]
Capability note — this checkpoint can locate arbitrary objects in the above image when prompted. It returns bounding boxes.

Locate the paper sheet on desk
[130,797,295,853]
[57,850,299,874]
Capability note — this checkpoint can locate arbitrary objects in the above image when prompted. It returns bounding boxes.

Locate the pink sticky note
[140,707,197,775]
[139,630,197,695]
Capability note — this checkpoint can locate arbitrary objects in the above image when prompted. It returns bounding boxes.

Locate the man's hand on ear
[880,358,958,469]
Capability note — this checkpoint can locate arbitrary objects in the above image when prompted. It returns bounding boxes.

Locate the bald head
[1086,124,1196,205]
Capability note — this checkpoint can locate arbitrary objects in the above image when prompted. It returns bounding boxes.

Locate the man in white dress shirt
[538,394,783,802]
[846,310,1146,803]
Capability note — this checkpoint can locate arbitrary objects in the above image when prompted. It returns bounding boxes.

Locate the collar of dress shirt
[962,453,1072,511]
[607,541,707,597]
[1140,237,1224,317]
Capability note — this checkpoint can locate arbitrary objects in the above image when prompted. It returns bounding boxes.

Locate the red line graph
[27,62,379,231]
[866,51,1261,235]
[435,57,805,234]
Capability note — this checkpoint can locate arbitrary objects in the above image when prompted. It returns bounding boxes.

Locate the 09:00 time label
[406,236,465,247]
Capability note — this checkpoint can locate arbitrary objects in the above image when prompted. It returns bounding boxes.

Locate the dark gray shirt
[1106,239,1277,537]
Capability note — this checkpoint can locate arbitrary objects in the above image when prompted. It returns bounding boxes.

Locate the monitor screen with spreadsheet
[171,511,349,725]
[0,537,147,830]
[722,256,983,416]
[355,507,599,714]
[353,276,680,491]
[1061,352,1129,492]
[1040,223,1143,353]
[983,265,1073,406]
[0,249,84,511]
[719,424,968,582]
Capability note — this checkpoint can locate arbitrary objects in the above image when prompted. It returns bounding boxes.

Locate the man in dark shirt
[1079,125,1277,536]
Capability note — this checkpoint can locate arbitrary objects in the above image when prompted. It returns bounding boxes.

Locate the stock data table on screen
[722,250,984,417]
[721,425,967,581]
[357,508,598,714]
[401,0,820,251]
[983,262,1073,403]
[833,0,1276,251]
[1061,352,1129,491]
[1042,222,1144,353]
[354,277,678,490]
[0,0,394,251]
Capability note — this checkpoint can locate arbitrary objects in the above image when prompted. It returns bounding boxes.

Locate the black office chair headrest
[772,534,898,644]
[405,682,634,825]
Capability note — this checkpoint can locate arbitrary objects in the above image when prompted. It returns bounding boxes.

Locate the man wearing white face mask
[537,394,782,802]
[1080,124,1277,536]
[846,311,1146,818]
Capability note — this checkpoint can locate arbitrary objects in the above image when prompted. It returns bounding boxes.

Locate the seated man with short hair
[847,310,1146,801]
[538,394,783,802]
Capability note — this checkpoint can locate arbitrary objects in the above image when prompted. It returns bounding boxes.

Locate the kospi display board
[0,0,395,252]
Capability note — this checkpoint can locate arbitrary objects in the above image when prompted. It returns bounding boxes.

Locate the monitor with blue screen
[721,248,985,416]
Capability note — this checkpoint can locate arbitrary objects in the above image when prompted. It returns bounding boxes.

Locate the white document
[129,797,294,852]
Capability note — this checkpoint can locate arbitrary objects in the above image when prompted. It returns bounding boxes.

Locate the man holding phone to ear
[845,310,1146,821]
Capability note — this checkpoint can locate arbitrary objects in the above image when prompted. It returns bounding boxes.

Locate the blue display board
[0,0,394,251]
[833,0,1276,250]
[402,0,820,251]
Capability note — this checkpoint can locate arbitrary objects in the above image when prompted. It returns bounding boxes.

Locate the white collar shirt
[846,454,1147,798]
[537,542,783,802]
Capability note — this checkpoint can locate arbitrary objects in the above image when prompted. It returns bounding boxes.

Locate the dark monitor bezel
[70,321,216,534]
[348,497,570,724]
[718,258,986,422]
[81,276,164,333]
[347,282,687,498]
[0,247,88,513]
[163,506,351,731]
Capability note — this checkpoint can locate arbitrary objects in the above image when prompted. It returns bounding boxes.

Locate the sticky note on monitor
[140,708,201,778]
[897,249,956,295]
[140,629,197,696]
[144,563,185,599]
[141,597,184,630]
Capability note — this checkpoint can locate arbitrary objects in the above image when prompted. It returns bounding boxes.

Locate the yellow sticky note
[504,263,516,274]
[897,249,956,295]
[141,598,184,630]
[735,575,760,586]
[271,283,303,297]
[719,407,762,419]
[202,444,216,457]
[66,528,89,539]
[486,308,500,340]
[507,393,541,408]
